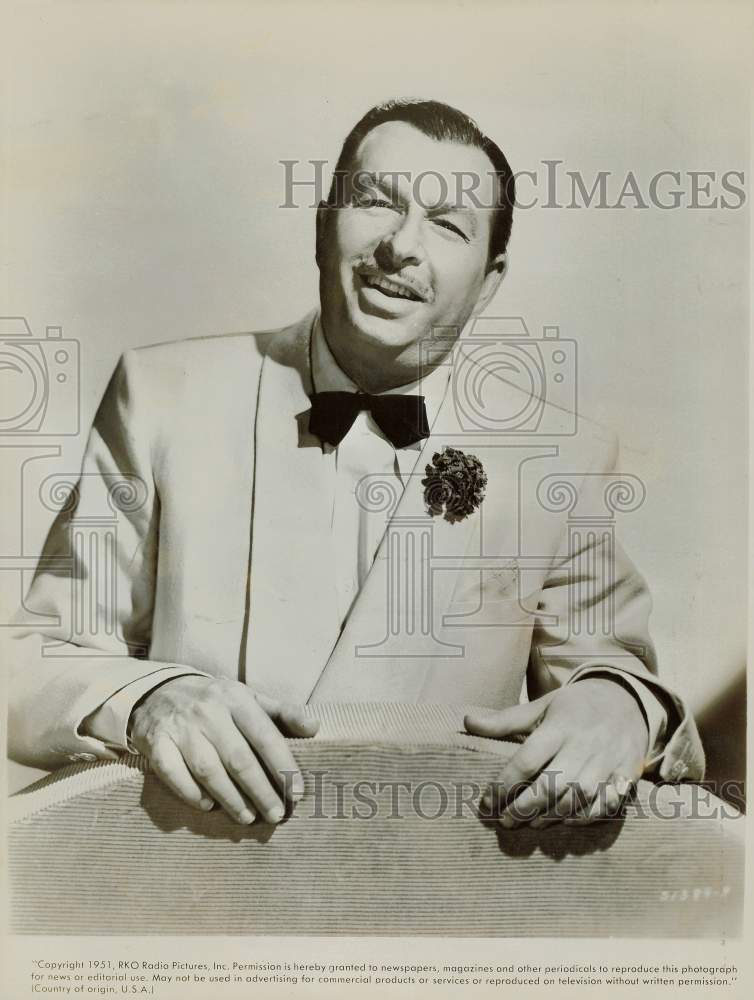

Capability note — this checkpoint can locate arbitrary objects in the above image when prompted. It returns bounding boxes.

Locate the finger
[183,735,256,825]
[596,771,636,819]
[499,750,576,828]
[563,761,627,826]
[465,694,555,740]
[214,730,287,824]
[603,783,625,817]
[256,696,320,738]
[149,735,215,812]
[528,750,597,828]
[233,698,307,802]
[491,724,566,804]
[481,732,562,815]
[532,776,596,828]
[564,788,619,825]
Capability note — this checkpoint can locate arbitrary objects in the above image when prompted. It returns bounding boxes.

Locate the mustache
[355,263,434,304]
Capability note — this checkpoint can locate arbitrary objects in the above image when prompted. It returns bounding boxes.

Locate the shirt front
[310,315,451,626]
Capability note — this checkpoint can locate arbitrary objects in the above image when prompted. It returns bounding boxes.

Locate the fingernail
[267,804,285,824]
[239,808,255,825]
[199,797,214,811]
[499,814,516,829]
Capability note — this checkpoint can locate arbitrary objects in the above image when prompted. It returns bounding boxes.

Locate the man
[9,99,704,830]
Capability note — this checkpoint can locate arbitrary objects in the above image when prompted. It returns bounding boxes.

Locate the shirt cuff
[83,667,210,751]
[572,666,668,767]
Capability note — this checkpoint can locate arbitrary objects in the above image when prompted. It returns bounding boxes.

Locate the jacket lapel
[243,312,342,702]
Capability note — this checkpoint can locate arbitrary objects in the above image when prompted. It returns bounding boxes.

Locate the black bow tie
[308,391,430,449]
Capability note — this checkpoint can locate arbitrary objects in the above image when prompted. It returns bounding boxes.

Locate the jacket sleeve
[526,433,705,782]
[7,350,204,768]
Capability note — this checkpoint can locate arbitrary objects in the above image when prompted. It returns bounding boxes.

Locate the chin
[354,318,419,352]
[347,303,429,352]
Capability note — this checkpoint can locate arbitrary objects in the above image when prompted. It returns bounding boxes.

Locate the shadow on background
[696,669,746,810]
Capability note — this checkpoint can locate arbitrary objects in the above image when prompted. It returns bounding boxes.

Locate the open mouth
[360,272,424,302]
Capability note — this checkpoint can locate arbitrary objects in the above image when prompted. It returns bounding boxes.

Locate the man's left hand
[464,678,648,828]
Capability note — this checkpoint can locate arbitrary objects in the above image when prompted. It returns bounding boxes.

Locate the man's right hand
[129,676,319,825]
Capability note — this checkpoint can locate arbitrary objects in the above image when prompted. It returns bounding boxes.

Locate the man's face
[316,121,505,387]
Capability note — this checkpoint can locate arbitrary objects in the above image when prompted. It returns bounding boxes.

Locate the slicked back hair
[327,99,515,262]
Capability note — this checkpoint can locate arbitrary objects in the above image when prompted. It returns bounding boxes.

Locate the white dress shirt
[310,317,451,625]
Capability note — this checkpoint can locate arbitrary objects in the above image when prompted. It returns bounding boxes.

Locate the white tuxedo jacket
[9,311,704,779]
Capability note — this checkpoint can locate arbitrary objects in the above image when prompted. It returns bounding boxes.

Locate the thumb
[464,693,556,740]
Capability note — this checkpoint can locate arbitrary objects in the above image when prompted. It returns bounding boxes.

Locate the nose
[375,209,425,271]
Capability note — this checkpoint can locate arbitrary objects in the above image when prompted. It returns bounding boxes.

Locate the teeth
[365,274,420,301]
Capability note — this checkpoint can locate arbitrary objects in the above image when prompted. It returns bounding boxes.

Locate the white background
[3,1,749,764]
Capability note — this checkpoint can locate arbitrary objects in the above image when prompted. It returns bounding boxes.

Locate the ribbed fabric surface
[9,704,743,937]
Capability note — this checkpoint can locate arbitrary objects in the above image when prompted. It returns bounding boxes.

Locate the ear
[315,200,330,269]
[472,252,508,316]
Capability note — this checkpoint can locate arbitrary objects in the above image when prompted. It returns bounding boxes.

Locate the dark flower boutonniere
[422,446,487,523]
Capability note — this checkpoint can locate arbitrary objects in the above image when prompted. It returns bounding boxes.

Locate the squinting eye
[354,196,396,210]
[433,219,470,241]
